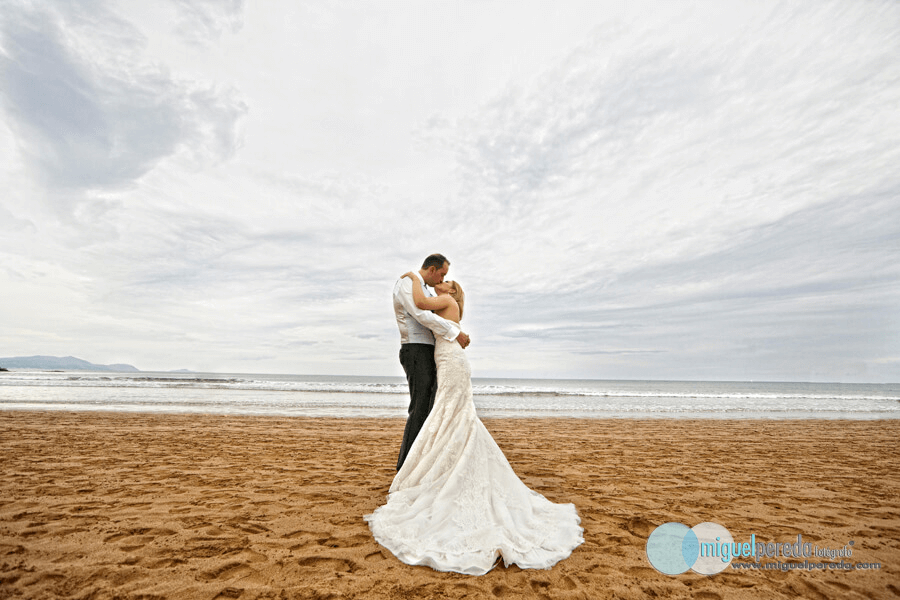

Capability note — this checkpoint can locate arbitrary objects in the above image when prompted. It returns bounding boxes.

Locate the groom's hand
[457,332,470,349]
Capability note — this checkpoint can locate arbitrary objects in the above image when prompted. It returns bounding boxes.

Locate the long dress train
[364,336,584,575]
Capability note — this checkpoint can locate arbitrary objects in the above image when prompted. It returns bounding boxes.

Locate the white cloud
[0,1,246,199]
[0,0,897,381]
[171,0,244,45]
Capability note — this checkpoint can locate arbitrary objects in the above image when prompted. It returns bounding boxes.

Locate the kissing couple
[364,253,584,575]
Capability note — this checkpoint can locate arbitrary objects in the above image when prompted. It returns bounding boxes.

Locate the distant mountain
[0,355,140,372]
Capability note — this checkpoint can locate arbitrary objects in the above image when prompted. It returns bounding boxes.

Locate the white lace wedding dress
[364,336,584,575]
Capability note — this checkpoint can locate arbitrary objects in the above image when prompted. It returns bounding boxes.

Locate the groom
[393,253,470,471]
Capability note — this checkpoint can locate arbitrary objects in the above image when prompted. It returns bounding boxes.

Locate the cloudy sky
[1,0,898,382]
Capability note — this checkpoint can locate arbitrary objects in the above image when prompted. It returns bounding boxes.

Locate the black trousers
[396,343,437,471]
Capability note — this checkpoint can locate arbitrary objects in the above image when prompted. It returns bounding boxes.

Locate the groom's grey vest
[393,279,437,345]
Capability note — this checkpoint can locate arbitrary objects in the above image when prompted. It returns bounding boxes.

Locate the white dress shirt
[393,272,460,345]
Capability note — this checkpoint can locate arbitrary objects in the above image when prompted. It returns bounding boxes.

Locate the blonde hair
[449,281,465,320]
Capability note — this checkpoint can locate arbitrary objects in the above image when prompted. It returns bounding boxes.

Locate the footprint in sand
[0,544,26,556]
[104,531,140,543]
[692,592,723,600]
[182,536,246,559]
[296,556,358,573]
[625,566,657,577]
[824,581,851,592]
[178,516,212,530]
[282,530,330,547]
[11,511,39,521]
[147,557,187,569]
[104,527,175,551]
[327,515,363,527]
[19,529,48,538]
[229,522,270,535]
[797,580,832,600]
[315,533,369,548]
[198,561,255,582]
[622,516,655,538]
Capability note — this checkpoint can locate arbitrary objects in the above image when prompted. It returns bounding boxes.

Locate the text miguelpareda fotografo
[645,522,861,576]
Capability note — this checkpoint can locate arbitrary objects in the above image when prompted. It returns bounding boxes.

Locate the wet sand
[1,411,898,599]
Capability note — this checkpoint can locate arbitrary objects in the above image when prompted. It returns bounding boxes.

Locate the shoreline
[1,411,898,599]
[2,407,898,420]
[2,374,897,421]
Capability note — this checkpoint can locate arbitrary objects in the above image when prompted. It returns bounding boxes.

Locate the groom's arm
[396,277,461,342]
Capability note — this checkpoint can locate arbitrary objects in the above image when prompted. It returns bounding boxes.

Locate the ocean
[0,370,898,419]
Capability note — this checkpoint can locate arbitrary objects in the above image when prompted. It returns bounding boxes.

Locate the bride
[364,273,584,575]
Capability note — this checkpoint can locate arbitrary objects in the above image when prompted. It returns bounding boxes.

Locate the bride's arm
[403,272,453,312]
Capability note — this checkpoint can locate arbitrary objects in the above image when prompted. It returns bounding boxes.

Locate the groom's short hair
[422,253,449,270]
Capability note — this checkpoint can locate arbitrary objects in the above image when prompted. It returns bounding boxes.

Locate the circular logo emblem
[646,522,733,575]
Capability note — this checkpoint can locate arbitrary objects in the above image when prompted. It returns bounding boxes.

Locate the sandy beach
[1,411,898,599]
